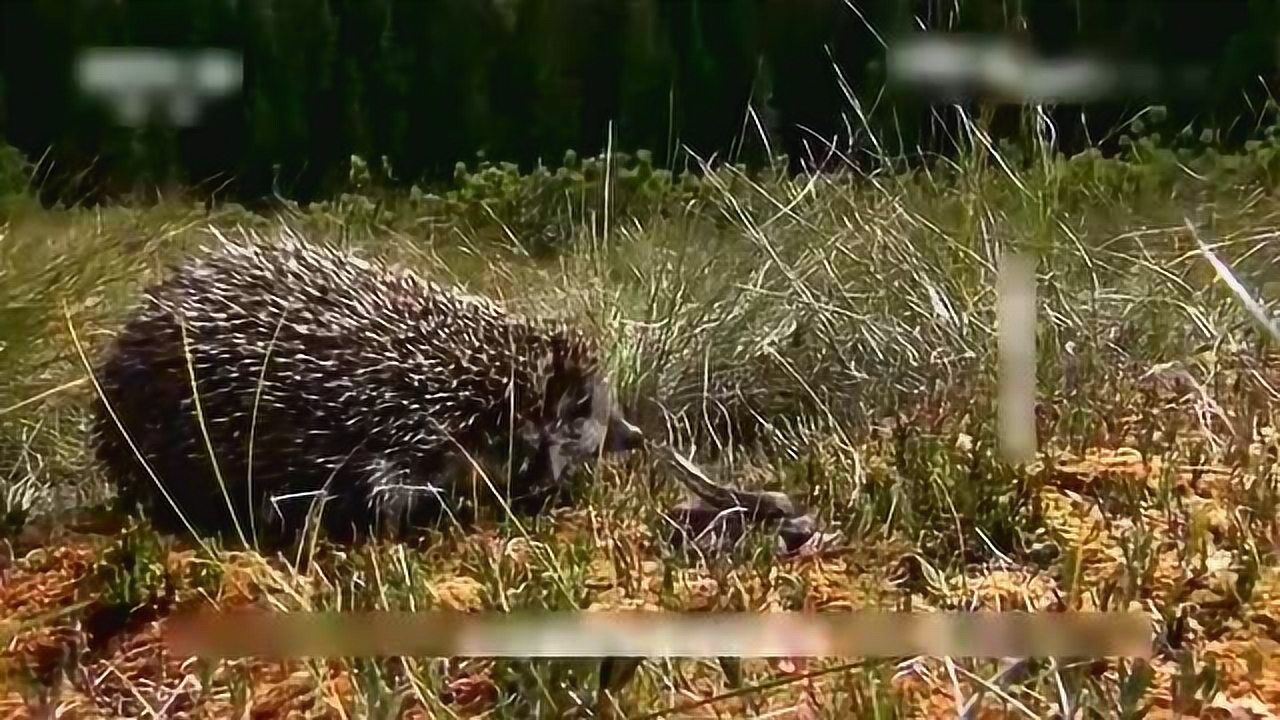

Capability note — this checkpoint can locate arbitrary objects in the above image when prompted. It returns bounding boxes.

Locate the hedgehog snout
[604,410,645,453]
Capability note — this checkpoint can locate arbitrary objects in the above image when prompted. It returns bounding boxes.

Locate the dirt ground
[2,443,1279,719]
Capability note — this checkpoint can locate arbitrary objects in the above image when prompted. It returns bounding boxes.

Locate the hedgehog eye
[553,387,594,422]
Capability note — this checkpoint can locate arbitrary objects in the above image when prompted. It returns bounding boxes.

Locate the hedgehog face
[559,376,645,459]
[513,377,644,499]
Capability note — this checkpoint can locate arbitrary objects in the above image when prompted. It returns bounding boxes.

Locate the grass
[2,112,1280,717]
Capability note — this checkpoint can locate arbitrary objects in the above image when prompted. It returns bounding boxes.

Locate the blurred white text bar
[166,610,1152,659]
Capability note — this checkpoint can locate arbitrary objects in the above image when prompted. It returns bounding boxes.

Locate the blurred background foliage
[0,0,1276,206]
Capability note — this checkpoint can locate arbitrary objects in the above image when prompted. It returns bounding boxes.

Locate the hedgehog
[88,227,645,548]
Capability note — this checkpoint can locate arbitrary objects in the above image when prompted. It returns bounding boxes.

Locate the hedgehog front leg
[359,453,456,540]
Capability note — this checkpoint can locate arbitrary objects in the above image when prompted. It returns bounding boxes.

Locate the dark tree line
[0,0,1275,205]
